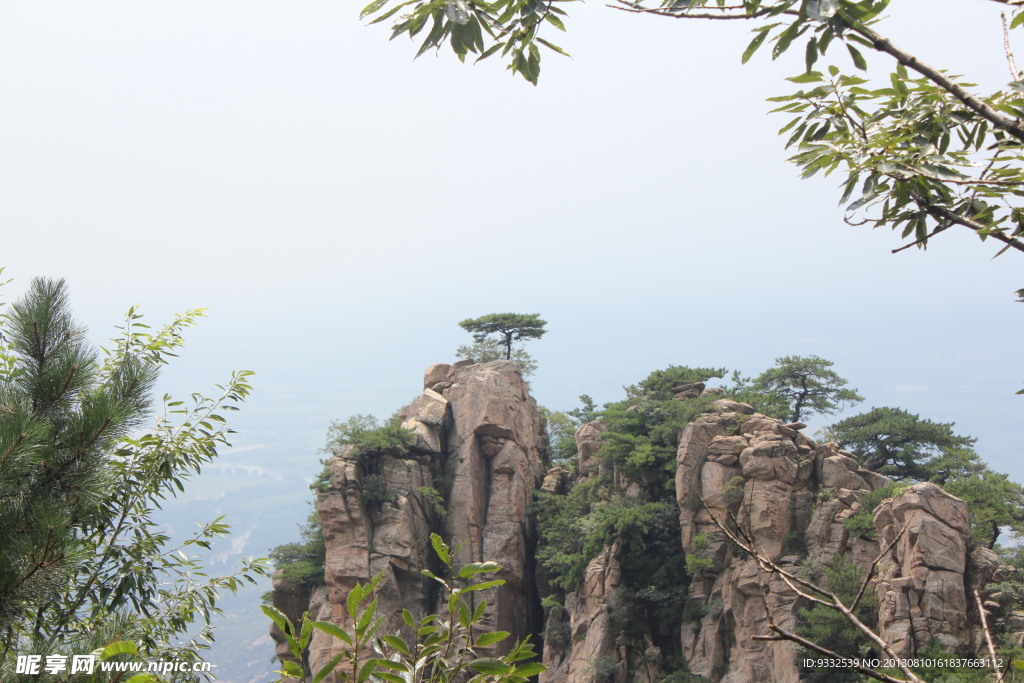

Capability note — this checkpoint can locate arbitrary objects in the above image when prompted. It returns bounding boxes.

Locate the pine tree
[0,276,266,667]
[0,278,157,637]
[458,313,547,361]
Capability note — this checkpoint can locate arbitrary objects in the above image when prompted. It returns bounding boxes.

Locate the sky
[1,0,1021,677]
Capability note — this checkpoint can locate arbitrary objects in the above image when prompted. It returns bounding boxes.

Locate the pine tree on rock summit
[458,313,547,361]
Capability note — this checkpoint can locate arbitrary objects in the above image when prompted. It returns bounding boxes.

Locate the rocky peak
[272,367,1019,682]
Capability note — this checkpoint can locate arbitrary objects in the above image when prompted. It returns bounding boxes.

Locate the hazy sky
[1,3,1021,488]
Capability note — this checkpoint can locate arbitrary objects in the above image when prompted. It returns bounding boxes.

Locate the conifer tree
[0,278,156,634]
[0,276,266,666]
[458,313,547,361]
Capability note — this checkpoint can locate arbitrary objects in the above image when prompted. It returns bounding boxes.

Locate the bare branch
[1002,12,1022,81]
[974,588,1007,683]
[891,222,952,254]
[851,523,906,612]
[695,493,926,683]
[753,624,914,683]
[609,0,789,20]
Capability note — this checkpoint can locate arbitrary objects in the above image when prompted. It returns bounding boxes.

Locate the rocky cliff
[271,362,1020,682]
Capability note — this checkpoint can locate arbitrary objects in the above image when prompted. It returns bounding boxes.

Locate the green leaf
[462,578,505,592]
[347,583,366,621]
[362,0,389,17]
[100,641,139,659]
[475,42,504,63]
[847,44,867,70]
[383,634,411,656]
[299,615,313,649]
[281,660,304,677]
[261,605,292,636]
[358,658,383,683]
[545,13,566,30]
[804,35,818,72]
[475,630,511,647]
[741,27,772,64]
[788,71,823,84]
[313,620,354,646]
[430,533,451,566]
[357,598,379,633]
[772,21,805,60]
[473,598,488,622]
[469,658,513,675]
[536,37,570,57]
[457,561,501,578]
[313,652,346,683]
[513,662,548,676]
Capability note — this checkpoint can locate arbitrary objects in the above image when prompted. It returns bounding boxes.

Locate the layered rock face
[273,364,1014,682]
[273,361,546,678]
[543,398,1009,682]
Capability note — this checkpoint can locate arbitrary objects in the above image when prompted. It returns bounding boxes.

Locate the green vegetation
[841,482,905,540]
[797,555,879,683]
[264,534,545,682]
[418,485,449,519]
[746,355,863,423]
[829,407,1024,547]
[533,365,731,673]
[827,407,980,481]
[274,415,422,595]
[268,508,327,592]
[457,313,547,362]
[323,414,416,461]
[537,406,577,466]
[455,338,539,378]
[0,276,266,673]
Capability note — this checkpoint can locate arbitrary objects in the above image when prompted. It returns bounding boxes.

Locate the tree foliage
[749,355,862,423]
[360,0,571,85]
[455,338,538,378]
[457,314,547,362]
[264,534,545,682]
[826,406,979,481]
[797,555,879,682]
[828,406,1024,548]
[0,276,267,672]
[365,0,1024,263]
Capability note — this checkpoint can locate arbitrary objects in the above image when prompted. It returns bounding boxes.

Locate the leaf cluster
[0,278,268,670]
[827,406,1024,547]
[841,481,905,540]
[748,355,862,423]
[773,63,1024,256]
[323,415,417,461]
[455,339,538,378]
[264,534,545,682]
[269,508,327,591]
[797,554,879,682]
[361,0,572,84]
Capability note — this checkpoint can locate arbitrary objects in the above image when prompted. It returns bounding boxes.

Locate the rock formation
[272,361,545,679]
[272,362,1019,682]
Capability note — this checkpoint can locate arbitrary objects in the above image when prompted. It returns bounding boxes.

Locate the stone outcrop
[274,364,1019,683]
[439,361,547,644]
[873,482,972,656]
[274,361,545,679]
